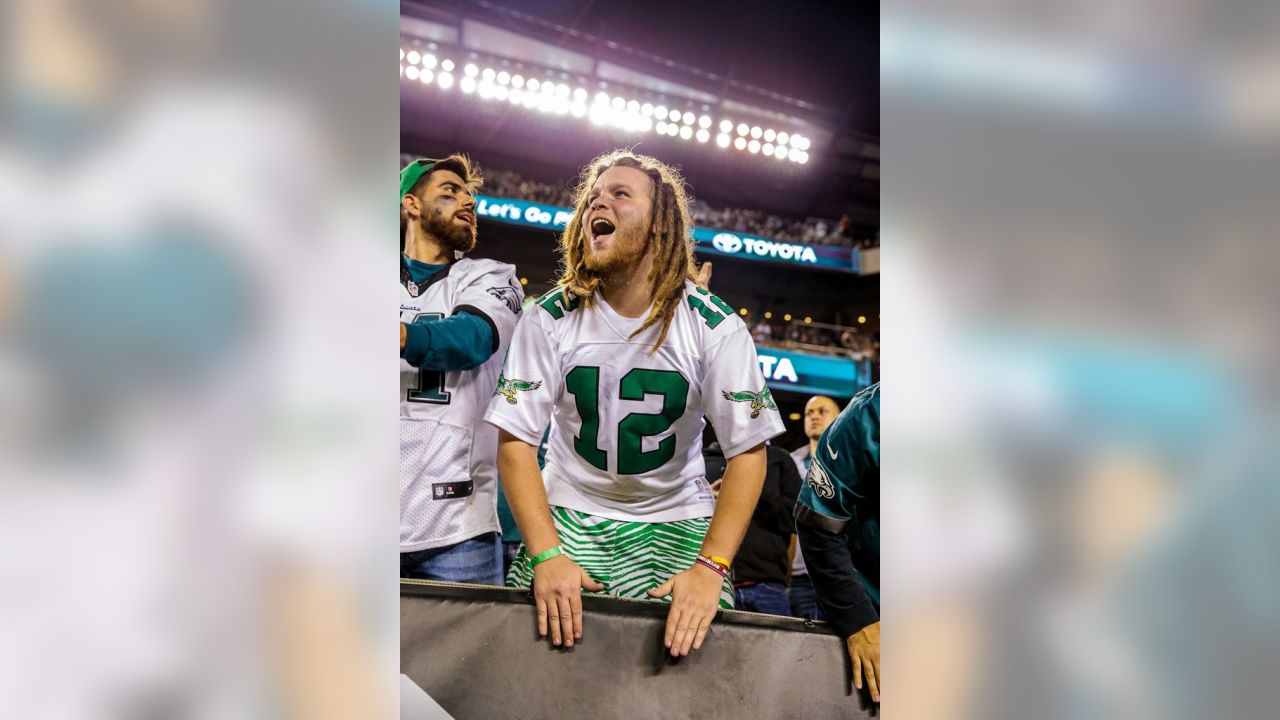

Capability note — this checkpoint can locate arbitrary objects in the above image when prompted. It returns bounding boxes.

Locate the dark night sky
[476,0,879,136]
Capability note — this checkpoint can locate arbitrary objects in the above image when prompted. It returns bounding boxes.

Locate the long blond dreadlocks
[557,150,700,352]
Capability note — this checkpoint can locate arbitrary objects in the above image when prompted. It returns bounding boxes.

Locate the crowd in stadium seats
[749,318,880,364]
[401,155,879,249]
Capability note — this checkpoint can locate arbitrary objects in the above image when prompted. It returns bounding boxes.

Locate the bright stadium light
[542,81,555,95]
[654,105,668,120]
[423,54,437,69]
[557,84,570,98]
[511,74,524,88]
[612,96,625,109]
[510,88,523,103]
[762,142,774,155]
[407,50,421,65]
[668,108,681,122]
[716,133,731,147]
[497,71,510,85]
[776,131,789,146]
[750,126,762,139]
[764,128,776,142]
[679,125,693,139]
[494,85,507,99]
[797,136,811,150]
[788,148,803,161]
[460,76,476,93]
[421,70,434,85]
[789,134,802,148]
[641,103,654,117]
[720,119,733,132]
[796,151,809,164]
[590,106,609,126]
[734,137,747,150]
[748,139,760,153]
[405,66,420,81]
[774,144,788,159]
[441,58,455,72]
[482,67,496,81]
[570,102,586,117]
[667,123,680,137]
[696,128,710,142]
[637,115,653,132]
[595,91,610,105]
[464,63,478,77]
[656,120,669,134]
[699,115,712,129]
[478,81,495,99]
[682,111,695,125]
[437,72,454,89]
[627,100,639,113]
[573,87,587,101]
[737,123,749,136]
[527,78,540,91]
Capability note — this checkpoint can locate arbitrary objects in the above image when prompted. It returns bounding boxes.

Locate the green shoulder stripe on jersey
[537,289,580,320]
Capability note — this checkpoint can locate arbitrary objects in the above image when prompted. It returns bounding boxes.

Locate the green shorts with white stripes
[505,506,735,609]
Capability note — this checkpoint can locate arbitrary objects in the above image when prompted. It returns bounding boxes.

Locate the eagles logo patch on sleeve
[487,278,523,314]
[806,460,835,500]
[720,385,778,419]
[493,373,542,404]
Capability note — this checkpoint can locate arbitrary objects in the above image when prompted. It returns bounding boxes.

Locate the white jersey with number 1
[483,279,784,522]
[400,257,524,552]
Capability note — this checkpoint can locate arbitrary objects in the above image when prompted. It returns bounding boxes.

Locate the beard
[421,207,477,254]
[583,219,649,276]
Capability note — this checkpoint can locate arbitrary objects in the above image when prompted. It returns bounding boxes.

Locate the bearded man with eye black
[399,154,525,584]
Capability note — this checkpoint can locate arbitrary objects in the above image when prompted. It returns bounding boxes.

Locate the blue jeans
[400,532,503,584]
[788,575,826,621]
[501,541,521,578]
[734,582,792,616]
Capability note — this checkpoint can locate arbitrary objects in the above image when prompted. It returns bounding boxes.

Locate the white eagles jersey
[401,257,524,551]
[483,279,784,522]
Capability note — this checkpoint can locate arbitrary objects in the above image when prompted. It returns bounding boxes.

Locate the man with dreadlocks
[483,150,783,655]
[400,154,525,584]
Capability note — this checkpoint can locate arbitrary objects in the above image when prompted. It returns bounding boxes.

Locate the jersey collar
[400,255,455,297]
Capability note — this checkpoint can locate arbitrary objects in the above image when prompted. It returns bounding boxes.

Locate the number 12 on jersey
[565,366,690,474]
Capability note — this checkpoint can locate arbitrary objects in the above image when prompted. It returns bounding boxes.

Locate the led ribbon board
[755,346,870,398]
[474,195,859,273]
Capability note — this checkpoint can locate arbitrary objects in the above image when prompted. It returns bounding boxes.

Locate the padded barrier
[401,580,877,719]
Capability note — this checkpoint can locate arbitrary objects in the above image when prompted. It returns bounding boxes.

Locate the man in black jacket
[705,442,803,615]
[795,384,880,703]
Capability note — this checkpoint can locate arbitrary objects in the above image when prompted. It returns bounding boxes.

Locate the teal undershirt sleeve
[401,255,497,371]
[401,310,495,370]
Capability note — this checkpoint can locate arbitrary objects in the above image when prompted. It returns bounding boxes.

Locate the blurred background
[1,0,396,717]
[881,3,1280,720]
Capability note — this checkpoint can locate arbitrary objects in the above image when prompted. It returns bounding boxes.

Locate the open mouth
[455,212,475,226]
[590,218,616,242]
